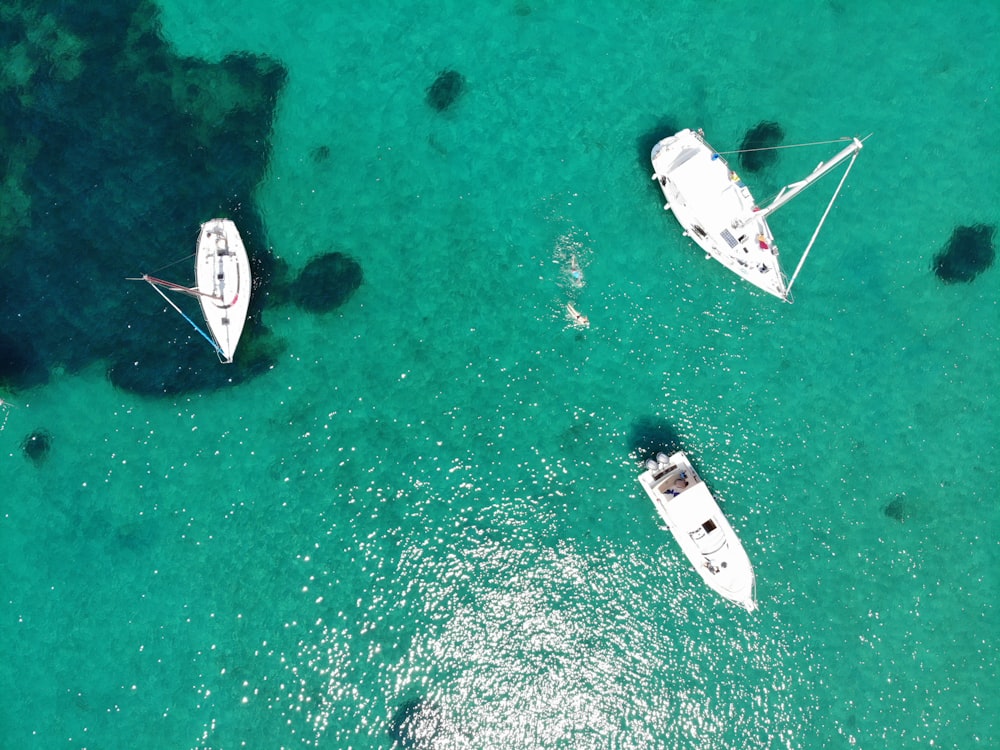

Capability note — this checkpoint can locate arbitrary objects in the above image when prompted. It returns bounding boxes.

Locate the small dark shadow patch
[637,117,681,173]
[291,252,363,313]
[739,121,784,172]
[389,698,444,749]
[932,224,995,283]
[0,333,46,390]
[426,70,465,112]
[22,430,52,465]
[883,495,907,522]
[629,416,684,461]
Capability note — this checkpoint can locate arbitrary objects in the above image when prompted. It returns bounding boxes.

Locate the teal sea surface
[2,1,998,748]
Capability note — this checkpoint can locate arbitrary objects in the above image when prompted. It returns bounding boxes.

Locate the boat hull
[651,128,788,300]
[196,219,251,363]
[637,450,757,611]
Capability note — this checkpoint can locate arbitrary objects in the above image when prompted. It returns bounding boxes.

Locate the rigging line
[148,253,196,276]
[786,150,860,295]
[716,137,854,156]
[131,274,220,300]
[144,278,225,357]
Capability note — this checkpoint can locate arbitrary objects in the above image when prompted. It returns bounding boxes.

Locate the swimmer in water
[566,302,589,328]
[567,254,584,287]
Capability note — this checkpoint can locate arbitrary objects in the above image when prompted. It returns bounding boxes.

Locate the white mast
[740,137,865,227]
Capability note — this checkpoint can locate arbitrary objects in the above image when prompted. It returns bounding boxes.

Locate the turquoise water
[2,1,998,748]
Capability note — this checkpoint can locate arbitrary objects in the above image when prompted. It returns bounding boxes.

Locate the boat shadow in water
[628,415,687,462]
[636,116,682,177]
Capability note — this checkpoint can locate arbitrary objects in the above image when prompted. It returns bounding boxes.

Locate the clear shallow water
[2,1,998,748]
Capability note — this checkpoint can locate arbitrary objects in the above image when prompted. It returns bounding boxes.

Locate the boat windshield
[689,518,725,555]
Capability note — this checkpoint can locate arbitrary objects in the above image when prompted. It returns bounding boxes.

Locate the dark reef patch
[0,333,47,390]
[629,416,684,461]
[311,144,331,163]
[22,430,52,464]
[389,699,444,749]
[932,224,996,283]
[0,0,288,395]
[106,342,278,396]
[290,253,364,313]
[883,495,907,522]
[739,121,785,173]
[426,70,465,112]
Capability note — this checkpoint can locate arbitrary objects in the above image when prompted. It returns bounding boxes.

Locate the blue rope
[176,306,225,358]
[145,278,225,358]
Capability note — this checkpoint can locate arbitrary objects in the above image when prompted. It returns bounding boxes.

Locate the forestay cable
[785,149,860,295]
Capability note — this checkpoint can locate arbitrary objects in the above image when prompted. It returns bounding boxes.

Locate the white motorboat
[650,128,865,301]
[637,450,757,611]
[133,218,252,363]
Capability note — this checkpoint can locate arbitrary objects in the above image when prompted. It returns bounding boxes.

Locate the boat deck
[638,450,757,611]
[651,128,788,300]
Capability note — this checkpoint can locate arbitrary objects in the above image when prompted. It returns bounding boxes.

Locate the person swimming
[566,302,589,328]
[567,254,584,287]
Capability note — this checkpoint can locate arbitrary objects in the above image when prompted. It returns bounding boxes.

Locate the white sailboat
[637,450,757,612]
[650,128,865,301]
[132,219,251,363]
